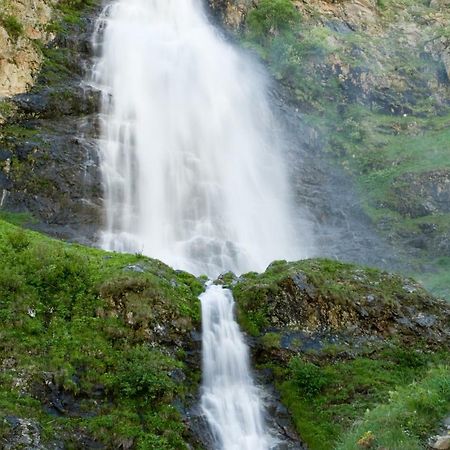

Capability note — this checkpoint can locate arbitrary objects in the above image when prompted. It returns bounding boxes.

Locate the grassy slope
[0,218,202,449]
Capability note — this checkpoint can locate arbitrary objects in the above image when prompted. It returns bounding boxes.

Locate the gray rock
[414,313,437,328]
[4,417,44,450]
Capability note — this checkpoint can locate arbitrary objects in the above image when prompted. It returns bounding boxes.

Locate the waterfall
[92,0,311,448]
[200,284,271,449]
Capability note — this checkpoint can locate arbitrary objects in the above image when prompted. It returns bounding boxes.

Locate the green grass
[336,366,450,450]
[0,211,37,226]
[0,219,202,448]
[274,349,450,449]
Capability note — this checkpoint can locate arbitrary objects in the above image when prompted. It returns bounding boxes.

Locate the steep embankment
[210,0,450,298]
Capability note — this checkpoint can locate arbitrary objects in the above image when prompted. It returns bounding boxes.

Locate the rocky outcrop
[0,0,60,96]
[388,170,450,218]
[230,258,450,449]
[233,259,450,344]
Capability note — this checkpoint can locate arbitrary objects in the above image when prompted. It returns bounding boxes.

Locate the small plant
[356,431,375,448]
[0,15,23,40]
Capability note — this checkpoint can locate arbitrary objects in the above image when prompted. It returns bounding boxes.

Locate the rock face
[207,0,252,30]
[0,3,104,243]
[210,0,450,296]
[389,170,450,218]
[0,0,59,96]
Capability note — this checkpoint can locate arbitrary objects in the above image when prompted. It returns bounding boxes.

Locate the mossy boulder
[233,258,449,344]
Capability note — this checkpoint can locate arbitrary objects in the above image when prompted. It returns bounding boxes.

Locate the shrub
[246,0,300,40]
[288,357,330,396]
[0,15,23,40]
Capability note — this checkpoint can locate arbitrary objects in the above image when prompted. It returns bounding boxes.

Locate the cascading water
[92,0,311,448]
[200,284,271,449]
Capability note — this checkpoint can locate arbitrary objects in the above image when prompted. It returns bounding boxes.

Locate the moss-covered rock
[234,258,449,343]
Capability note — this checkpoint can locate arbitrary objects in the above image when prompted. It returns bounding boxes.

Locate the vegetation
[246,0,300,41]
[277,352,450,450]
[337,366,450,450]
[0,14,23,40]
[233,259,449,449]
[0,219,202,448]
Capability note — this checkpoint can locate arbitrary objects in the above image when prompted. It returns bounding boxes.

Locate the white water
[201,284,271,449]
[92,0,311,448]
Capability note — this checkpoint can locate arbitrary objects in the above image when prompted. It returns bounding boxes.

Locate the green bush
[114,345,178,403]
[288,357,330,396]
[246,0,299,39]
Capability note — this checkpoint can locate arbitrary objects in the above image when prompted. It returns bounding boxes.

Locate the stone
[432,435,450,450]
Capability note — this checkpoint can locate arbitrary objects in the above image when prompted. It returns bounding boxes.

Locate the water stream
[92,0,311,448]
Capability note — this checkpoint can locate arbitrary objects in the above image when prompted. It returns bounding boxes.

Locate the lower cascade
[92,0,311,448]
[200,284,271,450]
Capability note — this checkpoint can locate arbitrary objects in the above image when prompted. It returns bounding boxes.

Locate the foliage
[336,366,450,450]
[288,358,329,397]
[277,348,450,449]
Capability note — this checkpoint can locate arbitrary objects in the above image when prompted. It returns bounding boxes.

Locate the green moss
[260,332,282,349]
[0,219,201,447]
[233,258,419,335]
